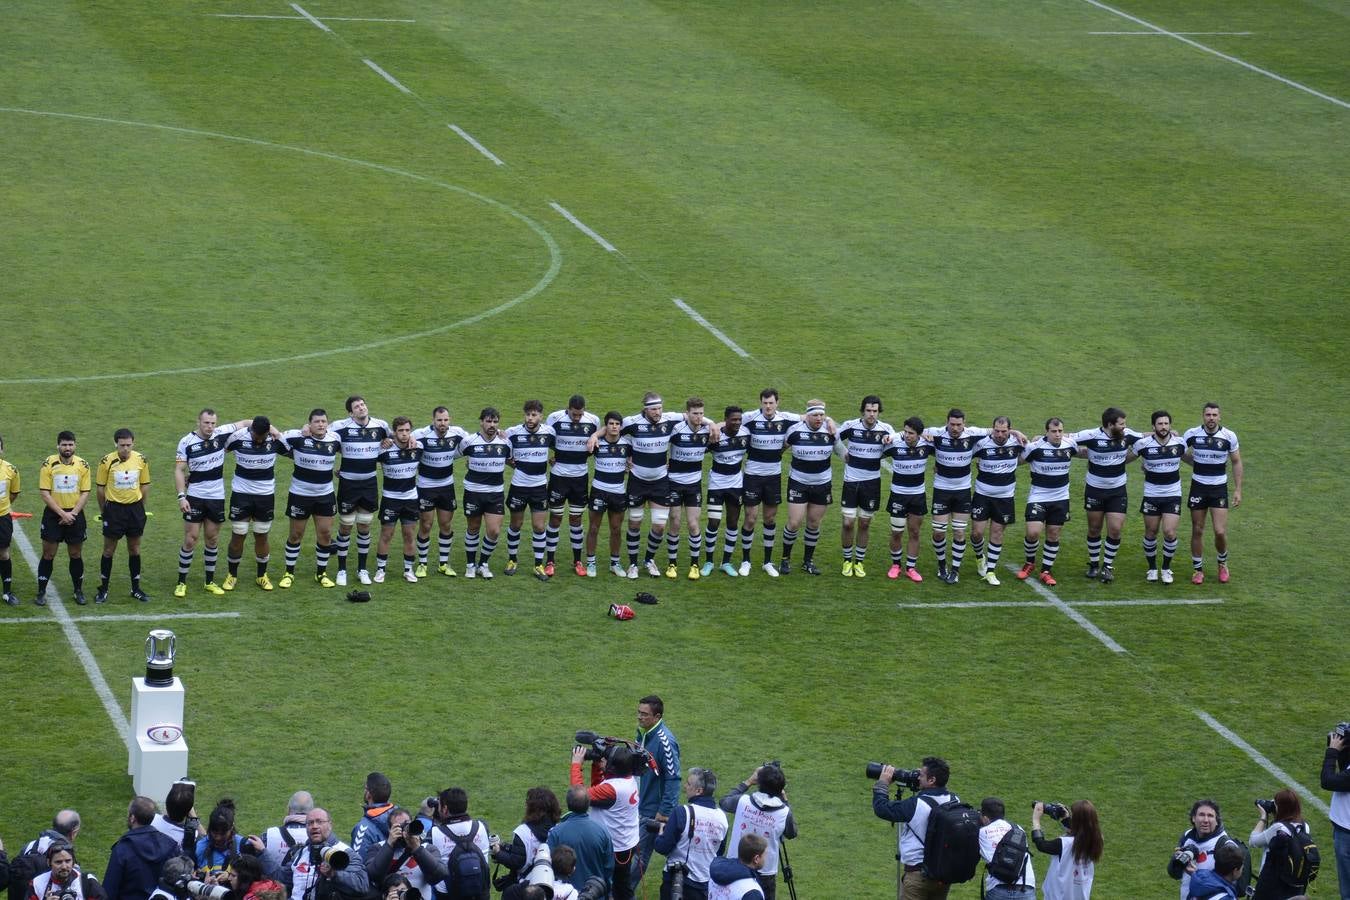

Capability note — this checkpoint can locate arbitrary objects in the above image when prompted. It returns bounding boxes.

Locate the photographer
[195,801,255,882]
[490,788,560,889]
[1322,726,1350,900]
[654,768,728,900]
[153,782,200,859]
[708,834,767,900]
[362,809,445,900]
[546,788,612,894]
[104,797,179,900]
[721,764,794,900]
[1187,843,1246,900]
[870,758,953,900]
[570,744,640,900]
[425,788,491,900]
[28,845,103,900]
[1032,800,1102,900]
[262,794,313,873]
[977,798,1035,899]
[278,809,369,900]
[146,857,194,900]
[1248,789,1312,899]
[635,696,681,886]
[1167,799,1242,900]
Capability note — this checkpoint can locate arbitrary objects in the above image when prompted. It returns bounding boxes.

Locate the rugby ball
[146,723,183,744]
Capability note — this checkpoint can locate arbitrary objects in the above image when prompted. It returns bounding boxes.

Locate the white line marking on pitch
[289,3,330,32]
[672,298,752,358]
[1194,710,1332,817]
[12,526,131,747]
[1008,564,1127,652]
[1090,31,1253,36]
[208,14,415,23]
[448,124,505,166]
[1081,0,1350,109]
[549,202,618,252]
[897,598,1221,609]
[0,612,243,625]
[363,59,412,95]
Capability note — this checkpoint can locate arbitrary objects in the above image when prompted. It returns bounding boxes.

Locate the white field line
[363,59,412,95]
[1090,31,1253,36]
[1194,710,1332,817]
[208,14,415,23]
[1081,0,1350,110]
[288,3,330,32]
[672,298,752,358]
[0,612,242,625]
[896,597,1222,609]
[549,202,618,252]
[1072,597,1222,606]
[12,526,131,747]
[447,124,505,166]
[1008,563,1127,652]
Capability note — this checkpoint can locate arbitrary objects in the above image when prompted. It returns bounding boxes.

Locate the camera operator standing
[570,743,641,900]
[635,696,681,887]
[278,809,369,900]
[1167,800,1242,900]
[1322,726,1350,900]
[426,788,492,900]
[1248,790,1313,900]
[1032,800,1102,900]
[870,758,956,900]
[28,845,103,900]
[720,765,795,900]
[363,809,445,900]
[654,768,728,900]
[977,798,1035,900]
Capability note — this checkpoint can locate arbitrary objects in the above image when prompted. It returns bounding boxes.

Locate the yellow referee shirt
[97,451,150,504]
[39,454,91,510]
[0,460,18,516]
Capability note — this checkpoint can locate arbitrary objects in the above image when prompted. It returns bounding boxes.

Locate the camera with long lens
[423,796,439,814]
[309,846,349,871]
[185,881,236,900]
[1255,798,1277,817]
[55,889,78,900]
[668,863,687,900]
[575,730,656,771]
[865,762,922,790]
[576,876,608,900]
[1032,802,1070,823]
[1173,849,1196,868]
[641,817,664,834]
[403,819,425,838]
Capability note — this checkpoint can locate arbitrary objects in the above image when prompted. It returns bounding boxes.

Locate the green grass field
[2,1,1348,896]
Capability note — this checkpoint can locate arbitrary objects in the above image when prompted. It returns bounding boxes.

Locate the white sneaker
[645,560,661,578]
[403,570,417,583]
[626,564,639,580]
[357,569,372,585]
[464,565,476,579]
[982,569,1000,586]
[738,560,751,577]
[1146,568,1158,582]
[372,569,386,584]
[762,562,780,578]
[335,569,348,587]
[1161,568,1174,584]
[586,562,597,577]
[611,563,626,577]
[477,563,494,579]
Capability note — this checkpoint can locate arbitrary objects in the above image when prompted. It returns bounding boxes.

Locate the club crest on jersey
[304,439,314,447]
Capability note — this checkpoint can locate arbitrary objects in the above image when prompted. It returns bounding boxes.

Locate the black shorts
[183,496,226,524]
[742,473,782,507]
[102,501,147,538]
[931,488,972,517]
[665,482,703,508]
[1084,485,1128,514]
[589,488,627,513]
[0,515,11,549]
[508,484,549,513]
[40,509,87,545]
[971,493,1016,525]
[706,487,743,508]
[841,480,881,512]
[887,493,928,519]
[337,478,379,515]
[287,492,336,520]
[379,497,420,525]
[463,489,505,518]
[1140,496,1182,517]
[548,474,589,509]
[1188,483,1229,510]
[229,493,275,522]
[627,476,670,508]
[1025,500,1070,525]
[787,479,832,506]
[417,485,457,513]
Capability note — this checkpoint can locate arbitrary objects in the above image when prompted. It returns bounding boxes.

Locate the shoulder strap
[682,806,697,865]
[279,826,298,849]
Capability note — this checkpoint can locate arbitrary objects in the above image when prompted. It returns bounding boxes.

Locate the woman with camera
[490,788,561,890]
[1248,789,1313,899]
[1031,800,1103,900]
[195,802,247,882]
[1167,799,1243,900]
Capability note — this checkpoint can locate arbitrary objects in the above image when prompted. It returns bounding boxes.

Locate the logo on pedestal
[146,724,183,744]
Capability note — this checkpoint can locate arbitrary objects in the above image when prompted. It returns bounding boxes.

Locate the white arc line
[672,298,752,358]
[12,526,131,747]
[549,202,618,252]
[1081,0,1350,109]
[1,611,243,625]
[363,58,412,95]
[1009,564,1127,652]
[448,124,505,166]
[1194,710,1331,817]
[288,3,330,32]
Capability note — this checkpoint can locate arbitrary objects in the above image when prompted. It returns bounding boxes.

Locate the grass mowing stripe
[672,298,751,359]
[1008,563,1128,653]
[1193,709,1332,816]
[447,124,505,166]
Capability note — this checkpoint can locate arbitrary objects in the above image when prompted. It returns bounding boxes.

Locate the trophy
[145,629,176,686]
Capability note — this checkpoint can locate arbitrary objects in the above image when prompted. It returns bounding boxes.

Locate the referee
[95,428,152,604]
[37,430,91,607]
[0,433,21,606]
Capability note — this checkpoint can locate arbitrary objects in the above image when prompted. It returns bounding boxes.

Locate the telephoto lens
[405,819,425,837]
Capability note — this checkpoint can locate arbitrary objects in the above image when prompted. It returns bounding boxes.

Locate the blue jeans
[1334,823,1350,900]
[985,886,1036,900]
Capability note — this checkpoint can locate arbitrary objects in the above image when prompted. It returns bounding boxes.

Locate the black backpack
[919,796,982,884]
[985,823,1029,885]
[437,823,488,900]
[1275,823,1319,888]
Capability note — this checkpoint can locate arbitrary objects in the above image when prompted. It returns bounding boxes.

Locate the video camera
[1032,802,1070,824]
[865,762,921,790]
[575,730,656,772]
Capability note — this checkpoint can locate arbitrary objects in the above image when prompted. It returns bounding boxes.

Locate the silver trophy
[145,629,176,686]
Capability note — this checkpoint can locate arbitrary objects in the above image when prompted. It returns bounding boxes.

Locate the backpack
[8,838,53,900]
[1275,823,1319,888]
[918,796,981,884]
[437,822,488,899]
[985,823,1029,885]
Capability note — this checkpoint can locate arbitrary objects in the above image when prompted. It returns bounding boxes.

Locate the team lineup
[0,391,1241,605]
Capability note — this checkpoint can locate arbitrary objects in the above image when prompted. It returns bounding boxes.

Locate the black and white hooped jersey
[280,430,342,498]
[707,431,750,492]
[459,433,511,494]
[1132,432,1185,498]
[226,431,289,496]
[923,426,991,492]
[591,438,632,494]
[1071,427,1143,491]
[378,443,423,502]
[505,423,555,490]
[667,421,711,486]
[621,412,684,482]
[176,424,240,500]
[1021,437,1077,504]
[785,421,836,486]
[330,416,391,483]
[885,439,935,497]
[741,410,801,477]
[546,410,601,480]
[836,419,896,484]
[972,437,1021,499]
[412,424,470,490]
[1183,426,1239,487]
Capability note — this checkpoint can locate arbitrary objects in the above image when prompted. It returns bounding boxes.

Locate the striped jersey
[591,437,632,495]
[459,433,511,494]
[741,410,801,477]
[886,439,935,497]
[1184,426,1239,487]
[972,436,1021,499]
[546,410,601,479]
[412,424,470,490]
[707,431,750,492]
[923,426,991,492]
[378,442,423,502]
[836,418,896,483]
[176,424,240,501]
[1021,437,1077,504]
[505,423,555,489]
[621,412,684,482]
[330,417,391,483]
[667,421,711,486]
[280,430,342,498]
[1132,432,1185,498]
[226,431,289,496]
[1071,427,1143,491]
[785,421,836,486]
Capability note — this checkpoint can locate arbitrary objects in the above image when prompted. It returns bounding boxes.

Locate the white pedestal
[129,676,188,800]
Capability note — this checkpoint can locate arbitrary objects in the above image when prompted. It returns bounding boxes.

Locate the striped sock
[284,541,301,573]
[464,530,479,567]
[1104,538,1120,568]
[480,535,497,563]
[803,527,819,563]
[315,543,331,575]
[356,531,370,570]
[688,532,701,565]
[705,520,721,564]
[203,545,218,582]
[951,536,966,571]
[545,524,559,563]
[335,532,349,569]
[177,546,193,583]
[417,536,430,565]
[627,527,641,565]
[570,523,584,561]
[780,527,798,561]
[439,531,453,564]
[986,541,1002,571]
[645,530,661,564]
[1042,541,1060,571]
[1143,536,1158,569]
[1162,537,1177,569]
[1087,536,1101,564]
[762,525,776,564]
[1024,538,1038,565]
[532,532,545,565]
[507,526,521,561]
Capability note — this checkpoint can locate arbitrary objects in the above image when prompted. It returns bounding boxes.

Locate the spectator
[103,797,178,900]
[546,788,612,893]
